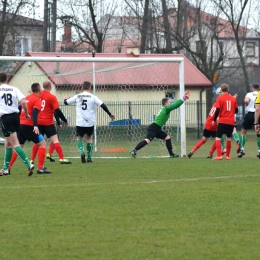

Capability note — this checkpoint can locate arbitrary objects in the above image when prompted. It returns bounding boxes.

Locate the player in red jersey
[8,83,52,174]
[187,102,219,158]
[30,80,71,164]
[212,83,238,160]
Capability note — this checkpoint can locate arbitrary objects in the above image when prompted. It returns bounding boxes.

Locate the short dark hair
[82,81,91,90]
[252,83,259,90]
[31,83,40,93]
[0,72,8,83]
[221,83,229,93]
[162,98,169,106]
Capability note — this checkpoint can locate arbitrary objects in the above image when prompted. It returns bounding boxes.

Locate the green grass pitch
[0,139,260,260]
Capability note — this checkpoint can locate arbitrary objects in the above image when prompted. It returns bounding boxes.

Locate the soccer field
[0,139,260,260]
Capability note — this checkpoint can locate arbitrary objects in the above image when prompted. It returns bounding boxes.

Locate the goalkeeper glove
[182,90,190,101]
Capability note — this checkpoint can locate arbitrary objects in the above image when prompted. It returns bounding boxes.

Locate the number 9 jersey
[0,84,25,117]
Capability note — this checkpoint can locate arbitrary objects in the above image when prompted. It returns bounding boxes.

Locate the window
[245,42,255,57]
[15,36,31,56]
[196,40,207,54]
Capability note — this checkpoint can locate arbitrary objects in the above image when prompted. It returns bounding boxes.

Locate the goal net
[0,55,186,158]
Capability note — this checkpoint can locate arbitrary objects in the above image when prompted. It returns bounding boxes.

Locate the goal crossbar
[0,56,186,157]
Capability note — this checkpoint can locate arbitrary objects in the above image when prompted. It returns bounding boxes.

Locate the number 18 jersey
[0,84,25,117]
[66,91,103,127]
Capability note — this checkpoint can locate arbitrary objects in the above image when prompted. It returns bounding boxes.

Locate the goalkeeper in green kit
[130,91,190,158]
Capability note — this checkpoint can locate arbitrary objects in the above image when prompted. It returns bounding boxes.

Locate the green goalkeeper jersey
[153,99,184,127]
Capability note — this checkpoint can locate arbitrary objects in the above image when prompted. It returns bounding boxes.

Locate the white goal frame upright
[0,56,186,156]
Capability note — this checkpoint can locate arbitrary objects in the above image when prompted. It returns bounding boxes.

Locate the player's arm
[54,111,61,126]
[32,107,40,134]
[165,91,190,113]
[100,103,115,119]
[213,108,220,122]
[64,95,77,105]
[20,98,30,119]
[244,96,250,106]
[54,108,68,125]
[254,104,260,131]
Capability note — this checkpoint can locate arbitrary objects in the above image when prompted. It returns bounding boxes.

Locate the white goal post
[0,56,186,157]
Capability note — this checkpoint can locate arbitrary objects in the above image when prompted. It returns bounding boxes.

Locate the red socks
[37,147,46,169]
[192,139,206,152]
[215,140,222,156]
[54,142,64,159]
[226,140,231,157]
[209,141,216,156]
[48,142,55,155]
[8,151,18,170]
[31,143,39,161]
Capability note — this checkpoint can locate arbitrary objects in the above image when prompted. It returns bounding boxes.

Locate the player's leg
[1,115,33,176]
[76,126,86,163]
[36,135,52,174]
[213,124,225,160]
[45,125,71,164]
[208,141,216,158]
[164,134,179,158]
[221,135,226,154]
[130,124,156,158]
[232,127,240,153]
[225,125,234,160]
[30,143,39,164]
[86,135,93,162]
[85,126,94,163]
[9,143,26,172]
[239,112,254,157]
[188,129,209,158]
[238,128,247,158]
[257,132,260,158]
[48,141,55,157]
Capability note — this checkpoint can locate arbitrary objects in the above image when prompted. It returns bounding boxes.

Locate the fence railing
[59,100,247,139]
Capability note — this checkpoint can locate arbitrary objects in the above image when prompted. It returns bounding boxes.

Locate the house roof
[0,11,44,27]
[22,52,212,88]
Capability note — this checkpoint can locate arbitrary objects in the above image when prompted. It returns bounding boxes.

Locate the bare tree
[58,0,118,53]
[212,0,253,93]
[0,0,37,55]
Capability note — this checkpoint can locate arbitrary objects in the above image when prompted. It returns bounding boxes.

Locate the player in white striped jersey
[0,71,34,176]
[238,83,259,158]
[64,81,115,163]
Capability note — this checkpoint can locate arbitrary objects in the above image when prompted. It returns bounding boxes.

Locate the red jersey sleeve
[52,95,59,110]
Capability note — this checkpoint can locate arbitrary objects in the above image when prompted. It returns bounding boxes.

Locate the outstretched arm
[165,91,190,113]
[100,103,115,119]
[54,108,68,125]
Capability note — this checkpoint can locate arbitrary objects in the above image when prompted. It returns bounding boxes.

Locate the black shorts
[216,123,234,138]
[203,129,216,138]
[242,112,259,130]
[146,123,167,141]
[0,113,20,137]
[18,125,44,144]
[38,124,57,138]
[76,126,94,137]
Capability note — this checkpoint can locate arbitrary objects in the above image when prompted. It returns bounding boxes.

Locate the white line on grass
[0,174,259,189]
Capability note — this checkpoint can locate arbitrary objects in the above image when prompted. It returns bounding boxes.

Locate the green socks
[257,137,260,152]
[87,143,93,159]
[3,148,13,170]
[77,140,84,154]
[221,136,226,149]
[233,132,240,143]
[240,135,246,150]
[14,146,30,168]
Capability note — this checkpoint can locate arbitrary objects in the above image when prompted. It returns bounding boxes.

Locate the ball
[182,154,186,157]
